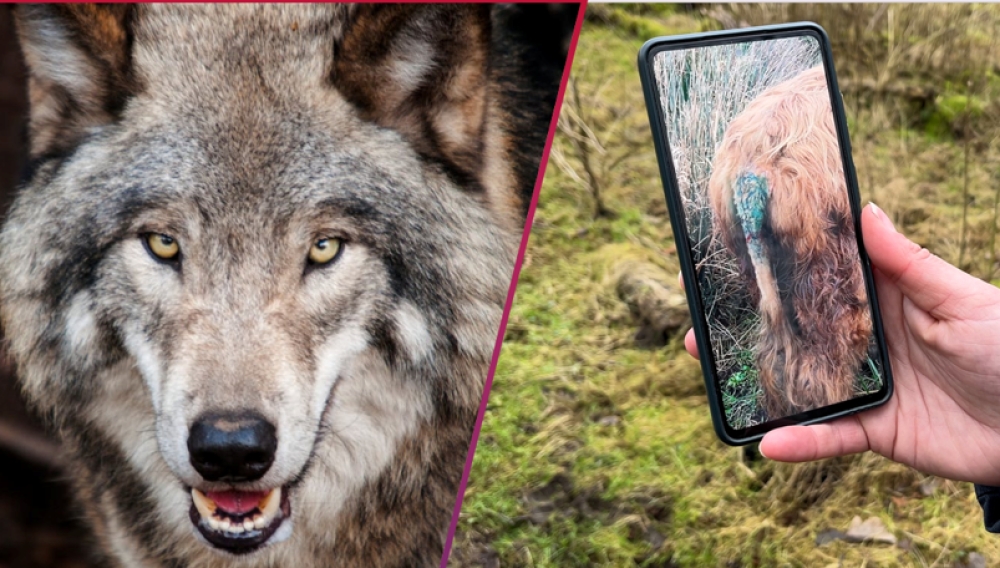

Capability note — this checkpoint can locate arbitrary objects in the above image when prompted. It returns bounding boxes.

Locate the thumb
[862,203,980,319]
[759,418,871,461]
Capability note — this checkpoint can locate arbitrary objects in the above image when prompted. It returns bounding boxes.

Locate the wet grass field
[452,5,1000,567]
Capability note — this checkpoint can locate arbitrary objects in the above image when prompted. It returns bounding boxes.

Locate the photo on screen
[652,36,884,429]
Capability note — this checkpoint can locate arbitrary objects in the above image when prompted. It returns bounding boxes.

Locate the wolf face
[1,4,571,566]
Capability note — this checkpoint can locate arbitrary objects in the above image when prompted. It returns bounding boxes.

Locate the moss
[923,94,989,139]
[587,4,700,40]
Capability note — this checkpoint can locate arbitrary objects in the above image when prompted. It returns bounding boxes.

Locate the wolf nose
[188,413,277,482]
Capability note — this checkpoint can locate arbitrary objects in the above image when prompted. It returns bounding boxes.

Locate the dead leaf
[844,516,896,545]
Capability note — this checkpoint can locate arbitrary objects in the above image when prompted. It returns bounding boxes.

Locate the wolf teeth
[191,488,217,519]
[259,487,281,520]
[191,487,283,534]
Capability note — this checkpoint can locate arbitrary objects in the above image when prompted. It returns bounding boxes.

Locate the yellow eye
[146,233,180,260]
[308,237,343,265]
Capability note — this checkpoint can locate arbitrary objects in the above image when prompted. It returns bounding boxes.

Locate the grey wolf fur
[0,4,574,566]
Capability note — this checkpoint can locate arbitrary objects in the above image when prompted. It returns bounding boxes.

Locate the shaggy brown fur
[708,66,872,419]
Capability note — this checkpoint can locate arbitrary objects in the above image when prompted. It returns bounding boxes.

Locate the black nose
[188,413,277,482]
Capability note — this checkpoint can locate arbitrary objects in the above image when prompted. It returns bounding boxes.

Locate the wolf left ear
[333,5,492,187]
[14,4,138,159]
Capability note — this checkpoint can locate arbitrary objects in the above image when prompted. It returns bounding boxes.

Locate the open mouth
[189,486,291,554]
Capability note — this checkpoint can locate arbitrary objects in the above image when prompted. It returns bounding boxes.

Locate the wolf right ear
[14,4,139,159]
[332,5,492,188]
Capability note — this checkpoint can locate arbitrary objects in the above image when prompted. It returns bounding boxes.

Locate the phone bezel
[637,22,894,445]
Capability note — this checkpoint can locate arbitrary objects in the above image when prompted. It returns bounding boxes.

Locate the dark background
[0,8,95,568]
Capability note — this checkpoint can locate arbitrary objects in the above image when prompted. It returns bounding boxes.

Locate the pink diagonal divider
[439,3,589,566]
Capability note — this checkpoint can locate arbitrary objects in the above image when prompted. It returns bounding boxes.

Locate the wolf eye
[308,237,343,265]
[145,233,180,261]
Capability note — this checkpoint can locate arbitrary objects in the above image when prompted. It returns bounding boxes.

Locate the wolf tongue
[205,490,271,515]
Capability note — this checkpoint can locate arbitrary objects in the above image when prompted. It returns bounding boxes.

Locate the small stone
[645,528,666,550]
[964,552,987,568]
[919,478,940,497]
[815,528,846,546]
[598,415,621,426]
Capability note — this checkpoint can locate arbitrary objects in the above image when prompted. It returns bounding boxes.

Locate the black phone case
[637,22,894,445]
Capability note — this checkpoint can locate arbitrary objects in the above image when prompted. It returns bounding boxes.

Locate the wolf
[0,4,574,566]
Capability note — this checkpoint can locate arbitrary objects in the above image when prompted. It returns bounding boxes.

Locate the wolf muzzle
[186,412,291,554]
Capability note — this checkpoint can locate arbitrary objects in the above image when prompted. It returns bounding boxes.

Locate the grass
[721,347,763,429]
[452,5,1000,567]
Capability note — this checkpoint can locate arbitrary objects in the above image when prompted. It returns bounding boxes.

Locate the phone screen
[644,30,889,438]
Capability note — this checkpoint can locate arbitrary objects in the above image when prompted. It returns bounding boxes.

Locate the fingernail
[868,202,896,232]
[757,442,770,460]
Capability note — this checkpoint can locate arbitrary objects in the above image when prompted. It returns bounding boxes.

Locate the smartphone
[637,22,893,445]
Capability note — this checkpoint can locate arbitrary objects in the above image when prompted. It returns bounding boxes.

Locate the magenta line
[438,3,588,566]
[20,1,585,5]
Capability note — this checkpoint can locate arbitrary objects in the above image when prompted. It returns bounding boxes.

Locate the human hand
[684,203,1000,485]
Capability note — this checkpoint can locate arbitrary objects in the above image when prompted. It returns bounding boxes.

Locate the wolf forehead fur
[1,4,572,567]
